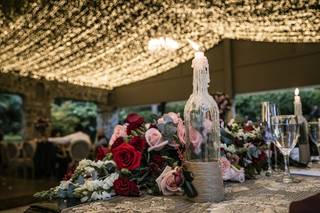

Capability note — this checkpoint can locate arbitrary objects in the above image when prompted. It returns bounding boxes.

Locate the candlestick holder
[184,51,224,203]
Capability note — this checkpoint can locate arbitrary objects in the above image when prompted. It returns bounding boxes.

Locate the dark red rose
[125,113,144,133]
[129,136,146,152]
[113,177,140,196]
[96,146,110,161]
[112,143,142,170]
[111,137,125,149]
[234,137,243,147]
[152,154,165,167]
[63,164,77,180]
[243,124,255,133]
[252,152,267,165]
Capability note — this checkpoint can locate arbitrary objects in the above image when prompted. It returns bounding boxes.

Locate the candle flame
[187,39,200,51]
[295,88,299,96]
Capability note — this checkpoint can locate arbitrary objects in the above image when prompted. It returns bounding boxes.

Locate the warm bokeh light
[0,1,319,89]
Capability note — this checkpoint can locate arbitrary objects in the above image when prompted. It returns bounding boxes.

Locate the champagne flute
[308,119,320,162]
[261,102,280,174]
[272,115,300,183]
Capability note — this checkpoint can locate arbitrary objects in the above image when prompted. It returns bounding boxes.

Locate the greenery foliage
[51,100,97,140]
[235,88,320,121]
[0,93,22,136]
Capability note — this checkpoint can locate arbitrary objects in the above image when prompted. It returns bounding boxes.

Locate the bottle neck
[192,56,210,95]
[294,104,303,117]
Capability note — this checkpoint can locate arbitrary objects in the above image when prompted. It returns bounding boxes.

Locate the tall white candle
[294,88,302,116]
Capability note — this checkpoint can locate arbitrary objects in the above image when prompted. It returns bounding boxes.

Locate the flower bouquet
[220,119,268,179]
[35,112,197,203]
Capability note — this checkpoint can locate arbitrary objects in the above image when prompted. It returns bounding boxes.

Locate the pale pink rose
[157,117,165,124]
[189,127,202,154]
[203,119,212,134]
[145,128,168,152]
[156,166,183,196]
[220,157,245,183]
[219,157,231,176]
[167,112,180,124]
[177,120,186,144]
[109,125,127,146]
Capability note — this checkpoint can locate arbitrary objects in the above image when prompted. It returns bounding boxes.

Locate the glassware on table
[261,102,280,174]
[272,115,300,183]
[308,119,320,162]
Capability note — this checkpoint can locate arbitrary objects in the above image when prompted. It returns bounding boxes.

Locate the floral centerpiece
[35,112,197,202]
[220,119,268,179]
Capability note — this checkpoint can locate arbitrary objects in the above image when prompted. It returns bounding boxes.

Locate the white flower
[80,196,88,202]
[102,173,119,190]
[221,144,236,153]
[95,160,104,168]
[91,191,99,200]
[101,191,112,200]
[59,180,71,190]
[85,167,95,174]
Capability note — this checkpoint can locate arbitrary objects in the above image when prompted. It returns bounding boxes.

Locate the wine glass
[272,115,300,183]
[308,119,320,162]
[261,102,280,174]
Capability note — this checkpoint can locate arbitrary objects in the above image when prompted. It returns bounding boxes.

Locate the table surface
[62,171,320,213]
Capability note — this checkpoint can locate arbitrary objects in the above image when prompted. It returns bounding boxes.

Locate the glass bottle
[184,52,220,162]
[294,100,310,164]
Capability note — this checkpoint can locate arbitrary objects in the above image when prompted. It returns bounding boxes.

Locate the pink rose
[156,166,184,196]
[145,128,168,152]
[219,156,231,176]
[157,117,165,124]
[203,119,212,132]
[220,157,245,183]
[109,125,127,146]
[167,112,180,124]
[177,120,186,145]
[189,127,202,154]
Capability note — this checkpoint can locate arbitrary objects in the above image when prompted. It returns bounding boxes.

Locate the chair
[22,140,36,178]
[0,143,9,175]
[69,140,91,162]
[6,143,24,177]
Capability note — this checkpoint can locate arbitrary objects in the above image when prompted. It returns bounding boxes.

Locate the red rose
[129,136,146,152]
[63,164,77,180]
[112,143,142,170]
[111,137,125,149]
[252,152,267,165]
[125,113,144,133]
[96,146,110,161]
[243,123,255,133]
[113,177,140,196]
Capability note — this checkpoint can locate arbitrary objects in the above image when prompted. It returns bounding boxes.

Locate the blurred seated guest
[48,124,91,146]
[51,129,71,179]
[33,117,57,178]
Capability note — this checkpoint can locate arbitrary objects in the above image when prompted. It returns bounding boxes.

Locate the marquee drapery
[0,0,319,89]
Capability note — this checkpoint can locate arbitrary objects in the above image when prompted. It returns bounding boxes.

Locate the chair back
[6,143,20,159]
[69,140,91,161]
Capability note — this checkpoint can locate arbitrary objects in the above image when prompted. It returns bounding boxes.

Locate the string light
[0,0,319,89]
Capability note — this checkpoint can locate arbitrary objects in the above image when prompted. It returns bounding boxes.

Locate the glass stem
[283,154,291,178]
[274,144,278,171]
[267,143,272,174]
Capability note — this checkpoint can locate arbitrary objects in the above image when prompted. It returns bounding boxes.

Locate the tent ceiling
[0,0,319,89]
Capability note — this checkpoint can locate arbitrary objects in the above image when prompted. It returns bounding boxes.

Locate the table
[61,173,320,213]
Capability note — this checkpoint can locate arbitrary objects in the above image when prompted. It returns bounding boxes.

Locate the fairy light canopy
[0,0,319,90]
